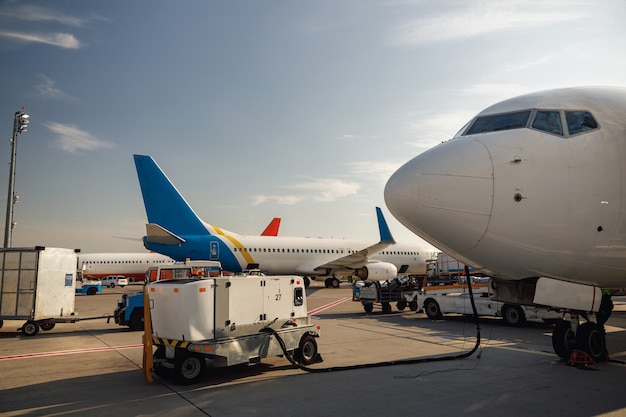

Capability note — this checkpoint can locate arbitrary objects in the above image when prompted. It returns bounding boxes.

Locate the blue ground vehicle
[75,279,102,296]
[113,291,144,330]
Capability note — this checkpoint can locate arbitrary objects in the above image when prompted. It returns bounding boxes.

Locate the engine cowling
[354,262,398,280]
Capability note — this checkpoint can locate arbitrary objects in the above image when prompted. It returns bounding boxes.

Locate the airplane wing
[314,207,395,272]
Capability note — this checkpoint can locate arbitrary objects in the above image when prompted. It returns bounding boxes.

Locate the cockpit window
[465,110,531,135]
[532,111,563,136]
[566,111,598,135]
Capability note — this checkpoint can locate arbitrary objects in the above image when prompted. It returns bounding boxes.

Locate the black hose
[263,265,481,373]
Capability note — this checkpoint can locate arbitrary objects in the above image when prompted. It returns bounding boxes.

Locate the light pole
[4,108,29,248]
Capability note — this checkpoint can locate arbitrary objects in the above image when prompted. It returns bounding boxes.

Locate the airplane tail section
[376,207,396,244]
[261,218,281,236]
[134,155,209,239]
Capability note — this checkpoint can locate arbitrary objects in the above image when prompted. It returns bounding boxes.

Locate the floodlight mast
[4,108,29,248]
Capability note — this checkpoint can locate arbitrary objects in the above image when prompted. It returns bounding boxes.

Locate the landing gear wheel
[363,303,373,313]
[502,304,526,326]
[424,298,442,320]
[129,309,144,331]
[296,334,318,365]
[552,320,576,360]
[22,320,40,336]
[331,278,340,288]
[39,319,56,331]
[382,303,392,314]
[397,300,407,311]
[174,350,206,384]
[303,277,310,288]
[409,301,418,311]
[324,278,331,288]
[576,322,606,362]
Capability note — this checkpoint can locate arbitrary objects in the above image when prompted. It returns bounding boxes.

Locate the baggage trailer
[143,261,321,384]
[0,247,79,336]
[353,277,420,313]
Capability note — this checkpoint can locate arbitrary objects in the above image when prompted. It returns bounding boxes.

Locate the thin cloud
[0,4,108,49]
[0,4,88,27]
[253,178,361,206]
[44,122,115,154]
[390,2,585,46]
[34,75,76,101]
[0,31,81,49]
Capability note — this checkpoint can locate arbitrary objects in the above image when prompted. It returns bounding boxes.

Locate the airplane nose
[384,138,494,255]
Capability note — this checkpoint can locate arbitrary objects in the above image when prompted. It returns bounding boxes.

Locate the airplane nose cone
[384,138,494,255]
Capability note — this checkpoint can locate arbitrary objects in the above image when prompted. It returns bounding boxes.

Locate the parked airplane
[385,86,626,362]
[79,218,282,281]
[133,154,429,288]
[79,252,174,281]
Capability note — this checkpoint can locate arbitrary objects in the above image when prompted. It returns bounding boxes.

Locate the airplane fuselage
[145,232,426,277]
[385,87,626,289]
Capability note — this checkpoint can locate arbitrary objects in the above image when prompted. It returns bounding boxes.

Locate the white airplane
[79,218,283,281]
[78,252,175,281]
[134,154,429,288]
[385,86,626,362]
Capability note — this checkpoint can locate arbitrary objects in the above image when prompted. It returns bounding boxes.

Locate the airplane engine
[355,262,398,280]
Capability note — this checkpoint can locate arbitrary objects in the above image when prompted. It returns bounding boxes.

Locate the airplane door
[210,241,219,260]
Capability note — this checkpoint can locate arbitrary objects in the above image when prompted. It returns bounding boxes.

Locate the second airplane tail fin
[261,218,281,236]
[134,155,209,238]
[376,207,396,244]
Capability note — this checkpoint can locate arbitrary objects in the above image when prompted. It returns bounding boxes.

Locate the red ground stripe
[307,296,351,316]
[0,344,143,361]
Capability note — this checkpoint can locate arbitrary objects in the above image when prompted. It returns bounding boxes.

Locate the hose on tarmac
[262,265,481,373]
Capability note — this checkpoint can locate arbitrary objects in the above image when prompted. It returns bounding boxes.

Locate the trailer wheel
[397,300,407,311]
[502,304,526,327]
[382,303,392,314]
[22,320,39,336]
[363,303,373,313]
[0,319,3,329]
[129,309,144,331]
[39,319,56,331]
[174,351,206,384]
[409,301,418,311]
[296,334,318,365]
[87,287,97,295]
[424,298,442,320]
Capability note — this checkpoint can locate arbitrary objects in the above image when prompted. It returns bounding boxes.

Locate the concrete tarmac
[2,281,626,416]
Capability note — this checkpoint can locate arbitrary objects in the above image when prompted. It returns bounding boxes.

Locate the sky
[0,0,625,254]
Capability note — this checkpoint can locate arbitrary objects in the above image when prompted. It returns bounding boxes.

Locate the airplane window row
[82,260,171,264]
[232,248,418,256]
[233,248,344,254]
[464,109,598,137]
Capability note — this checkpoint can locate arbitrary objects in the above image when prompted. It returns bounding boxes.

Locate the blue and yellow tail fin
[134,155,209,239]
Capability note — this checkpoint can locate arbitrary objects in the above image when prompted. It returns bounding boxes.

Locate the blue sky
[0,0,625,253]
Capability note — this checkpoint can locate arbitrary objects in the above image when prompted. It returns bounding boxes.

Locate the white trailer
[0,246,79,336]
[144,261,320,384]
[421,283,563,326]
